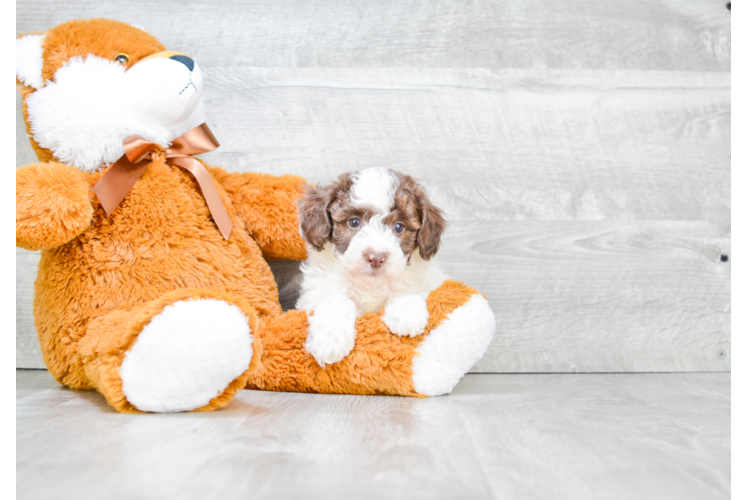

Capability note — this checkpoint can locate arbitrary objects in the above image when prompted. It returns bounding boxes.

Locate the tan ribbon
[93,123,233,240]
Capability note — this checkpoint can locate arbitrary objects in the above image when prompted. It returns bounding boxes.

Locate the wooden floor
[16,369,729,500]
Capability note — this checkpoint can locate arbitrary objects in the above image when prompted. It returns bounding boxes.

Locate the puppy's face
[298,167,446,281]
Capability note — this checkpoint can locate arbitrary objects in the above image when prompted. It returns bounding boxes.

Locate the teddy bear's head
[16,18,206,173]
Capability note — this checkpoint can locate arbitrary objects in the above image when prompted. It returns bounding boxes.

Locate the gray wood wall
[727,10,748,372]
[16,0,731,372]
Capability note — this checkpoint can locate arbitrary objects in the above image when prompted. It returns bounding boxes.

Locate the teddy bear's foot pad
[412,294,495,396]
[119,299,253,413]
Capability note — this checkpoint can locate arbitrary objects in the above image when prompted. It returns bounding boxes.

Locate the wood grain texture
[15,1,731,372]
[730,372,748,500]
[16,370,730,500]
[727,10,748,156]
[16,0,731,71]
[231,219,732,373]
[195,68,730,223]
[16,249,44,369]
[727,11,748,372]
[17,219,731,372]
[18,69,731,223]
[725,158,748,371]
[456,373,730,500]
[444,220,730,372]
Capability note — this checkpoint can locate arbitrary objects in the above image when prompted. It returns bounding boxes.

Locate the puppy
[296,166,448,367]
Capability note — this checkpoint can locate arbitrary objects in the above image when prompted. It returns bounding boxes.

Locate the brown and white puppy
[297,167,448,367]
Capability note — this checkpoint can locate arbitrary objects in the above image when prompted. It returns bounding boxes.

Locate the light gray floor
[17,370,729,500]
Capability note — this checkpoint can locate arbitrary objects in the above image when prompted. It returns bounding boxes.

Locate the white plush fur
[16,34,45,90]
[119,299,252,413]
[23,52,205,172]
[412,294,496,396]
[298,167,448,366]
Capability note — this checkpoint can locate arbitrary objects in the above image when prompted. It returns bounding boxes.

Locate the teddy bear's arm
[210,167,308,260]
[16,162,94,250]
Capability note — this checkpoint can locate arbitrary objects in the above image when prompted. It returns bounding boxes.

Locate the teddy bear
[15,18,496,413]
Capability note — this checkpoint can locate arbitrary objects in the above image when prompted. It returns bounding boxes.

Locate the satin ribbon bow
[93,123,233,240]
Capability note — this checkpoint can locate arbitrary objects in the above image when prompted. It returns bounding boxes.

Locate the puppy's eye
[348,218,361,229]
[393,223,405,233]
[115,53,130,65]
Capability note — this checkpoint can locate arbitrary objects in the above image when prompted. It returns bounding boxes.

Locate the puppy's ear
[297,174,349,251]
[414,184,446,260]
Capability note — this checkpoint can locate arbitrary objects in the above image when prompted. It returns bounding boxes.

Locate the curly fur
[296,167,449,366]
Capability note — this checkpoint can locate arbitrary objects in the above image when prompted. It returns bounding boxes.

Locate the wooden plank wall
[15,0,731,372]
[727,10,748,371]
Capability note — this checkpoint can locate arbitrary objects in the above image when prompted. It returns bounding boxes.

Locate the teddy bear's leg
[78,289,262,413]
[409,281,496,396]
[247,280,495,397]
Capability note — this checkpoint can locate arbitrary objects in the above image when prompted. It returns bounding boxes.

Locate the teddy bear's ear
[16,34,46,90]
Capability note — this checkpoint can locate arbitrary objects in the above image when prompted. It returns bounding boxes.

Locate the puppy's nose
[365,251,387,269]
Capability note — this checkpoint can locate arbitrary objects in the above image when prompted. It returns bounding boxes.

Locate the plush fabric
[247,280,483,397]
[16,18,496,413]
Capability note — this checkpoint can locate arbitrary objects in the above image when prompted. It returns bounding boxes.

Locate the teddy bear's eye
[115,53,130,65]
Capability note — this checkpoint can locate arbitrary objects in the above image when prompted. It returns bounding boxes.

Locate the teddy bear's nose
[169,55,194,72]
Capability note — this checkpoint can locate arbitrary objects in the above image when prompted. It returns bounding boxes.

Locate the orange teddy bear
[15,18,496,413]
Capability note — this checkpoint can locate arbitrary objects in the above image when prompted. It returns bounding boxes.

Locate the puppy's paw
[382,294,430,337]
[306,313,357,367]
[305,298,358,367]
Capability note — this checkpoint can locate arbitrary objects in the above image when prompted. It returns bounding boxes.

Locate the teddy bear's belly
[33,164,283,387]
[36,219,280,318]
